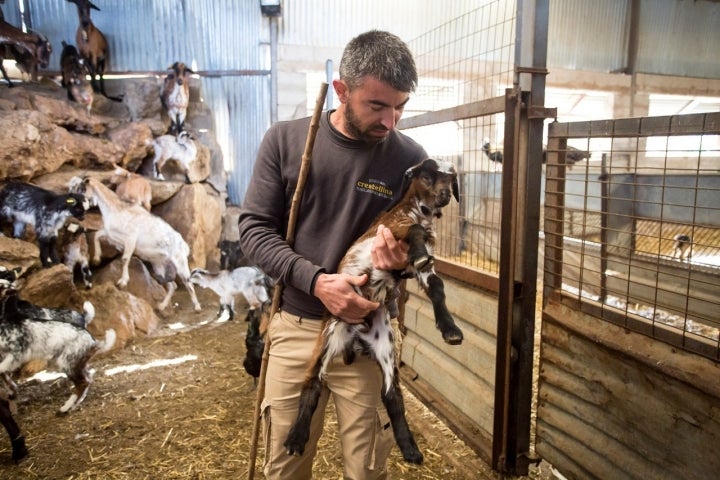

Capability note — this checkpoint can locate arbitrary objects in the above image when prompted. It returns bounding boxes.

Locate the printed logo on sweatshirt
[356,178,393,199]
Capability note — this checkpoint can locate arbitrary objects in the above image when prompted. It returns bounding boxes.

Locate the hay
[0,289,486,480]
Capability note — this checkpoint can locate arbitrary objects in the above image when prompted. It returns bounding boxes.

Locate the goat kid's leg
[0,64,13,87]
[117,237,137,288]
[38,239,53,267]
[92,229,106,265]
[406,224,433,271]
[59,365,92,414]
[381,370,423,464]
[423,272,463,345]
[81,262,93,289]
[284,340,327,457]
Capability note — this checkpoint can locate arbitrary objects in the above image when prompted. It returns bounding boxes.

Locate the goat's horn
[88,0,101,11]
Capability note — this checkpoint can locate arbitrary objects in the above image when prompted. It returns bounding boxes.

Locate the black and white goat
[0,282,115,414]
[0,182,89,267]
[189,266,272,322]
[160,61,193,135]
[284,159,464,465]
[71,176,201,312]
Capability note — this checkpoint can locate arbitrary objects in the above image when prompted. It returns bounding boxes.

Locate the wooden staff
[247,82,329,479]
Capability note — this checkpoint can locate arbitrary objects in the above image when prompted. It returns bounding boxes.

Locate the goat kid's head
[402,159,459,214]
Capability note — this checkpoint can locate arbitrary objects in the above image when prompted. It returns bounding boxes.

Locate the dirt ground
[0,287,514,480]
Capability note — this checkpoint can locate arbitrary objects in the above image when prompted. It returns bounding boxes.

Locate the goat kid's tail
[82,301,95,326]
[96,329,116,354]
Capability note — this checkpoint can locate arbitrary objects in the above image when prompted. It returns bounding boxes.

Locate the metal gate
[538,113,720,479]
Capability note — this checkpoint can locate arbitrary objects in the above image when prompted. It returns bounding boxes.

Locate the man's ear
[333,79,349,103]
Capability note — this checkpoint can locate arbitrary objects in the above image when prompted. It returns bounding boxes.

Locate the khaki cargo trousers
[261,310,395,480]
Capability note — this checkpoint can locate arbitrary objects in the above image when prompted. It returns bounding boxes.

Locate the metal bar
[397,96,505,130]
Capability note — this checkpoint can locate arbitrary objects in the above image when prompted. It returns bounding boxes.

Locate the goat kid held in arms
[239,30,446,480]
[285,158,462,466]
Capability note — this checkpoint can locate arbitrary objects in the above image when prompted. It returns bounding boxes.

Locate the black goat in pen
[283,158,464,465]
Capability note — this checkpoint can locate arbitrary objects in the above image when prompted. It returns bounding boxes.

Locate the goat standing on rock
[0,182,89,267]
[67,0,119,100]
[0,17,52,87]
[60,41,93,114]
[70,176,201,312]
[150,131,198,182]
[161,61,193,135]
[284,159,463,465]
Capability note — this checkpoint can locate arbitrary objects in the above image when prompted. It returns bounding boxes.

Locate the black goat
[0,182,89,267]
[161,61,193,135]
[60,41,93,114]
[482,138,503,163]
[284,159,464,465]
[242,302,268,386]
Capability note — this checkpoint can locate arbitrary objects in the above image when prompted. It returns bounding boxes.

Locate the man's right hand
[313,273,380,324]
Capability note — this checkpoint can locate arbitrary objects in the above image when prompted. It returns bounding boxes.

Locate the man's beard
[344,103,388,145]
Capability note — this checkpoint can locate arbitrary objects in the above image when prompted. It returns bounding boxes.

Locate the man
[238,30,427,479]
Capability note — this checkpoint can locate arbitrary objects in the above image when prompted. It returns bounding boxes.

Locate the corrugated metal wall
[3,0,719,204]
[4,0,271,205]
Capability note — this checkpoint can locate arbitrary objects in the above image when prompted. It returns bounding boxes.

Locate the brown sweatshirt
[238,110,427,319]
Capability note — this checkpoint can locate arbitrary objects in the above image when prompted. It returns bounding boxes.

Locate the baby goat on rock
[284,159,463,465]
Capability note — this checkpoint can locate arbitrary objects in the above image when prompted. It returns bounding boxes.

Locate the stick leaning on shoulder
[247,82,329,480]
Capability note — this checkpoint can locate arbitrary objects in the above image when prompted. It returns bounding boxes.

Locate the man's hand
[371,224,408,270]
[313,273,379,324]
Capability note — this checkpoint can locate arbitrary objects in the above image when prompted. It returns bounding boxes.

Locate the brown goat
[284,158,464,465]
[161,61,193,135]
[109,166,152,211]
[67,0,117,100]
[0,19,52,86]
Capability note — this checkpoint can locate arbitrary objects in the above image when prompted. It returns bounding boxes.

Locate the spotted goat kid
[284,158,464,465]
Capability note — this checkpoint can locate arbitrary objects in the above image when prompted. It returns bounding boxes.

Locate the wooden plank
[397,96,505,130]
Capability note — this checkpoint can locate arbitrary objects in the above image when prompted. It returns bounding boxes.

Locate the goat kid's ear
[452,177,460,202]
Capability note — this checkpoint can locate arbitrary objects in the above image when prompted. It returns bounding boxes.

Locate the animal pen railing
[543,112,720,360]
[538,112,720,480]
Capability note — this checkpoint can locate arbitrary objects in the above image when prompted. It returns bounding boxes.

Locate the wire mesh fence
[544,113,720,360]
[401,0,517,278]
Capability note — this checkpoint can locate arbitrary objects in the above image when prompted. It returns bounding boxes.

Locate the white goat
[189,266,271,322]
[109,166,152,211]
[71,176,201,312]
[150,131,198,182]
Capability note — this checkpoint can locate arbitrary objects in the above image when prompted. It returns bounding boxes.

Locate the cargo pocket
[366,407,394,472]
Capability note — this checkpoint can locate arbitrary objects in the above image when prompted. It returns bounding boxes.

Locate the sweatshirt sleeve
[237,122,324,295]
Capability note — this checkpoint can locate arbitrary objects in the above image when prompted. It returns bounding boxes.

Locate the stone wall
[0,76,231,351]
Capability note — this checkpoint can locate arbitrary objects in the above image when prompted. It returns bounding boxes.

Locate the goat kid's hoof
[400,446,424,465]
[441,328,464,345]
[11,435,28,464]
